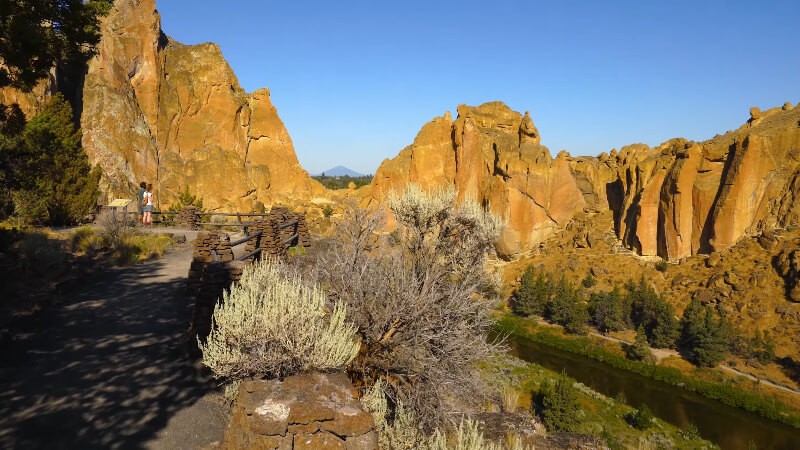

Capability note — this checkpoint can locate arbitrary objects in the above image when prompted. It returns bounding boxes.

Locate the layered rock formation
[368,102,586,257]
[599,103,800,260]
[371,102,800,259]
[5,0,323,211]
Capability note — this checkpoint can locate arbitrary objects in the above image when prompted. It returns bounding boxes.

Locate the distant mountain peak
[317,166,364,177]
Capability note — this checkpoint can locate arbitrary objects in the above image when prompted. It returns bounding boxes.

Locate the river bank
[495,314,800,429]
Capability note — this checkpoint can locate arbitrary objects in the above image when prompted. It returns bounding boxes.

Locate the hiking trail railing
[186,207,311,354]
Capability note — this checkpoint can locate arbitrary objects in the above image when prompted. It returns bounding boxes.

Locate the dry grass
[501,385,520,413]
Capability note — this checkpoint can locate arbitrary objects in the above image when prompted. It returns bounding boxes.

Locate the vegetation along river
[505,333,800,450]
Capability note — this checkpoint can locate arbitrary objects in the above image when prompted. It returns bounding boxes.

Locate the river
[506,333,800,450]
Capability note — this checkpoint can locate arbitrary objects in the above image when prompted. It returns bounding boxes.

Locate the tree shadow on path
[0,247,222,449]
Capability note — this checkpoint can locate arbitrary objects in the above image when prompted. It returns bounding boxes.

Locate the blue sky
[156,1,799,175]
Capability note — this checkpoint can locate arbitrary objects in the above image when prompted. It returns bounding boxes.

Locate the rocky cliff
[368,102,587,258]
[82,0,324,210]
[5,0,323,211]
[598,103,800,260]
[370,101,800,259]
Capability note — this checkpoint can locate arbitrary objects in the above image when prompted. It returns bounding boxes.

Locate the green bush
[655,259,668,272]
[627,404,654,429]
[538,372,582,432]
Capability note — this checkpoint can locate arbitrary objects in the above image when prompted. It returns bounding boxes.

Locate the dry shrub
[199,258,359,380]
[316,185,506,429]
[501,385,520,413]
[361,382,534,450]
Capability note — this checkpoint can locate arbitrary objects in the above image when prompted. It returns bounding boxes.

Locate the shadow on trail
[0,251,218,449]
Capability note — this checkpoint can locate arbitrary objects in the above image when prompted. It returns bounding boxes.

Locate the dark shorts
[143,205,153,212]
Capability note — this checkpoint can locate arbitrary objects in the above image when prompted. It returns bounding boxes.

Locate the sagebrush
[200,258,359,379]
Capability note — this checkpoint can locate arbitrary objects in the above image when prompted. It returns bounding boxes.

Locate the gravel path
[0,235,228,450]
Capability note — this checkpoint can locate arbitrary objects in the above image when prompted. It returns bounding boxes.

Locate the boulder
[222,373,376,450]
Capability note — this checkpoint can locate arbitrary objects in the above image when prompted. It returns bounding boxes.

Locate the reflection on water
[507,334,800,450]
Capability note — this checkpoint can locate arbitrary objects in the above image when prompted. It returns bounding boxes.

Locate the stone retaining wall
[187,211,312,355]
[221,373,377,450]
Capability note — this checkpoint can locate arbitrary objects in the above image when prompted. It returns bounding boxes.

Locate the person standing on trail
[143,183,154,227]
[136,181,146,224]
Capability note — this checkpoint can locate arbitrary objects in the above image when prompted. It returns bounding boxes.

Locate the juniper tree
[589,286,628,333]
[539,372,582,432]
[627,276,678,348]
[511,266,552,317]
[12,94,100,225]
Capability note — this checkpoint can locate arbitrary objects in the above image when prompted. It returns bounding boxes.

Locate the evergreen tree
[680,300,731,367]
[751,329,776,364]
[0,0,113,92]
[680,299,705,350]
[627,325,655,363]
[540,372,582,432]
[510,266,552,317]
[589,286,628,333]
[627,276,678,348]
[12,94,100,225]
[691,309,729,367]
[546,275,576,323]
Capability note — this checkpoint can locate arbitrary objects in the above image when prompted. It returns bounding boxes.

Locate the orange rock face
[371,102,800,259]
[369,102,586,257]
[79,0,322,210]
[590,106,800,260]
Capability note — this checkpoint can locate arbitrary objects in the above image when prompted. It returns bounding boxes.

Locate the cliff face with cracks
[370,101,800,260]
[81,0,324,210]
[7,0,323,211]
[598,103,800,261]
[368,102,587,258]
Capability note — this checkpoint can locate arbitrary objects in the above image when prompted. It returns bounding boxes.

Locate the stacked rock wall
[187,231,243,353]
[222,374,377,450]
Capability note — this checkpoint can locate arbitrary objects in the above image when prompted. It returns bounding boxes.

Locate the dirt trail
[0,236,228,450]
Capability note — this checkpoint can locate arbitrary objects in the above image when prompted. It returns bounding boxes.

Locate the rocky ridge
[368,101,800,261]
[368,102,586,258]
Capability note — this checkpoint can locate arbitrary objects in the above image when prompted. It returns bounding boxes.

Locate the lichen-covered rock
[221,373,376,450]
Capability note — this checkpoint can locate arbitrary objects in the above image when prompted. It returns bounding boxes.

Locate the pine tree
[546,275,576,323]
[627,276,678,348]
[589,286,627,333]
[13,94,100,225]
[691,309,729,367]
[0,1,113,92]
[627,325,655,363]
[680,299,705,350]
[511,266,552,317]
